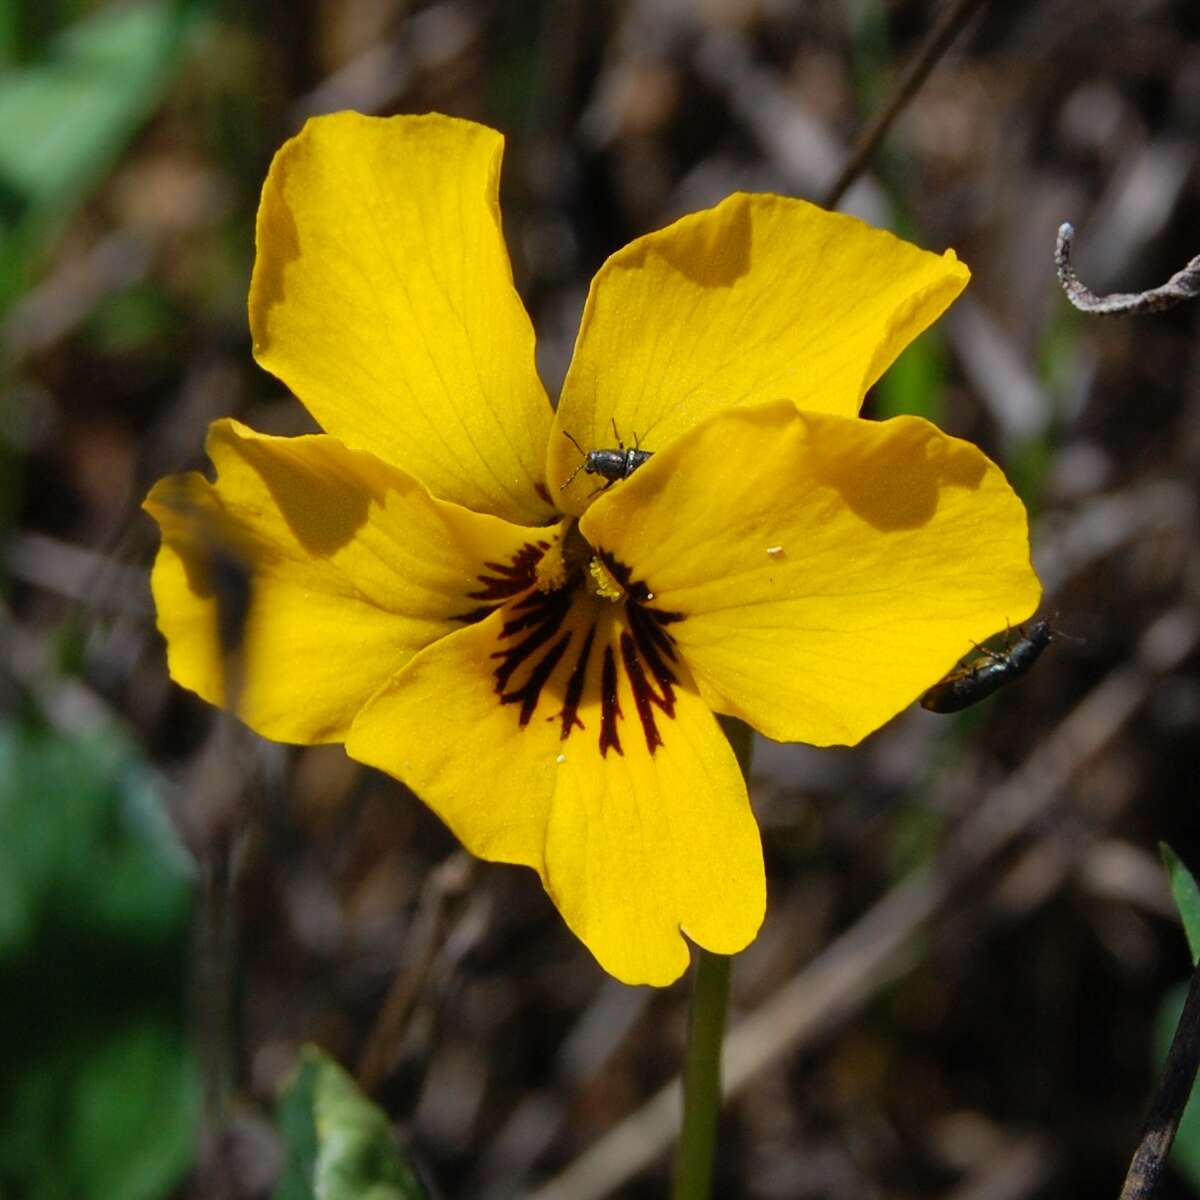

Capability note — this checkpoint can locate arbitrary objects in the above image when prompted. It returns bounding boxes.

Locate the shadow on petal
[248,155,301,358]
[647,195,753,288]
[809,417,989,532]
[234,435,372,557]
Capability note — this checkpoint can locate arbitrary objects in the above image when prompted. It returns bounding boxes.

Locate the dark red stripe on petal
[499,599,563,639]
[587,550,688,758]
[502,631,573,726]
[599,644,623,757]
[627,602,680,700]
[457,542,546,621]
[620,630,668,753]
[491,587,572,693]
[648,606,684,625]
[641,616,679,665]
[556,622,595,740]
[478,543,687,759]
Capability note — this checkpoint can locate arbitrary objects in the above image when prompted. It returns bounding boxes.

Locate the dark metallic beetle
[561,421,653,494]
[920,619,1052,714]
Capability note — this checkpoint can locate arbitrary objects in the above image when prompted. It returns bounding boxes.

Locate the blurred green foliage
[845,0,892,119]
[0,711,198,1200]
[275,1045,430,1200]
[872,329,948,425]
[0,0,208,312]
[82,280,183,357]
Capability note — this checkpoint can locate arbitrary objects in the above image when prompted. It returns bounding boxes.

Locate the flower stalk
[673,718,753,1199]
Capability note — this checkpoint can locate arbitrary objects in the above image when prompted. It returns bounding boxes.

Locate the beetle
[920,619,1052,714]
[561,420,653,494]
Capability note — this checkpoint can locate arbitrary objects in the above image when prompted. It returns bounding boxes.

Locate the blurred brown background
[4,1,1200,1197]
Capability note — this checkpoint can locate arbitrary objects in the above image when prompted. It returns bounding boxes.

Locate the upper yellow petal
[250,111,555,524]
[580,402,1041,746]
[345,596,764,986]
[552,193,969,514]
[144,419,556,744]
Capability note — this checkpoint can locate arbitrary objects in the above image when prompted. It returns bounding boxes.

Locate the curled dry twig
[1055,223,1200,316]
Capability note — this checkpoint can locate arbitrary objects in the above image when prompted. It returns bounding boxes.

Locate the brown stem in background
[1117,958,1200,1200]
[821,0,992,209]
[356,851,477,1096]
[1055,222,1200,316]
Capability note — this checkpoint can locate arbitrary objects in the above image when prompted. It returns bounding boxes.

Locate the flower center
[454,530,686,757]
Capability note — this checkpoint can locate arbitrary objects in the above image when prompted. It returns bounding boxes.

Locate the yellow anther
[535,537,567,593]
[588,556,626,602]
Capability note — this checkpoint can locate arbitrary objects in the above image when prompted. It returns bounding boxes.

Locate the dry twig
[356,851,477,1096]
[1055,222,1200,316]
[822,0,993,209]
[1117,958,1200,1200]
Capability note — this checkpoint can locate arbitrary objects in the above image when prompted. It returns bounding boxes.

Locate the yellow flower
[145,113,1040,986]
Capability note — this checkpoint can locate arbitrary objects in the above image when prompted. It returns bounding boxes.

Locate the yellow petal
[345,597,764,986]
[552,193,969,513]
[144,418,557,744]
[250,111,554,525]
[580,401,1041,746]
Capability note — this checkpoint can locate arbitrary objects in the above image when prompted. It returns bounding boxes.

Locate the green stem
[672,717,754,1200]
[673,948,731,1200]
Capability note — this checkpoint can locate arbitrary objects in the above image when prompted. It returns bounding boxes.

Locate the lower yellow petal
[580,402,1041,746]
[145,419,556,744]
[546,678,765,978]
[552,193,968,514]
[345,598,764,986]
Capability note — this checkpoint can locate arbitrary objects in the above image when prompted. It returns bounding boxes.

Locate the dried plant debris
[1055,222,1200,316]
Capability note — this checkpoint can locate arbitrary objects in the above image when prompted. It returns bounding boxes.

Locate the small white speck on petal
[766,545,785,557]
[556,753,566,764]
[645,591,655,601]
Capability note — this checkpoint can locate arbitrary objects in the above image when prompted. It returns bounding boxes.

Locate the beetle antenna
[610,416,624,450]
[561,430,587,489]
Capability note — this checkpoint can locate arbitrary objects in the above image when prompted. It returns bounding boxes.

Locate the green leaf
[1162,844,1200,966]
[275,1046,430,1200]
[0,0,205,310]
[0,0,17,64]
[276,1049,323,1200]
[71,1019,199,1200]
[0,715,198,1199]
[0,719,193,959]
